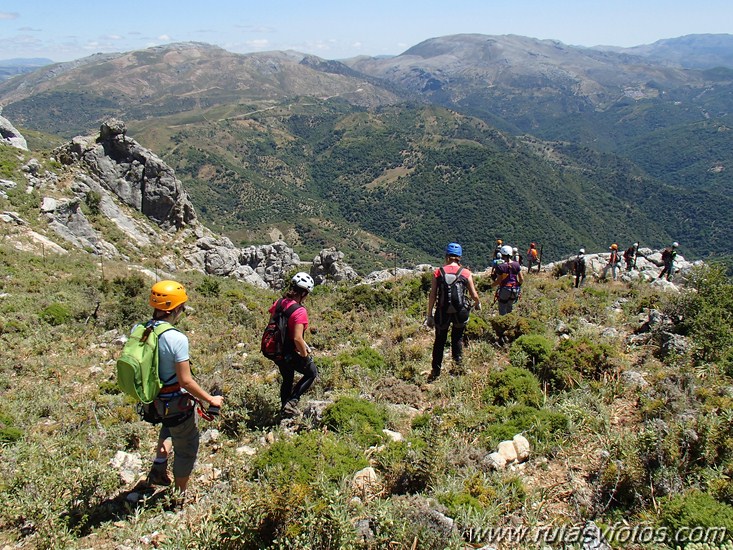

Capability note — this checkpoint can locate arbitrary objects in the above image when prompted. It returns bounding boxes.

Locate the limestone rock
[382,429,404,442]
[109,451,142,484]
[0,115,28,150]
[54,119,197,230]
[311,247,359,284]
[485,452,507,470]
[498,440,518,463]
[352,466,381,498]
[512,434,531,462]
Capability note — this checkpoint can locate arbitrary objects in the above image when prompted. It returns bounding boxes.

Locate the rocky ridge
[1,117,698,291]
[1,118,362,289]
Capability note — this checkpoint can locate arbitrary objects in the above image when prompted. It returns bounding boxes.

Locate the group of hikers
[133,238,681,498]
[571,241,679,288]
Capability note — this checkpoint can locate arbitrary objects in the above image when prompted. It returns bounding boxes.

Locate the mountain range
[0,34,731,270]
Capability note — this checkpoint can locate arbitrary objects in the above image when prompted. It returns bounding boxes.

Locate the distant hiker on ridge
[494,239,503,258]
[601,243,622,281]
[492,244,523,315]
[573,249,586,288]
[624,242,639,271]
[526,242,540,273]
[426,243,481,381]
[659,242,679,281]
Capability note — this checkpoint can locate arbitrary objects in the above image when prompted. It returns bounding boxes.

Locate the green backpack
[116,320,177,404]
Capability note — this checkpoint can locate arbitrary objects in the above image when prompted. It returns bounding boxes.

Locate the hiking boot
[281,399,301,418]
[146,461,172,486]
[427,368,441,382]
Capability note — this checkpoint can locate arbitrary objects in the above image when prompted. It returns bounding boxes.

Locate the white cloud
[352,42,363,49]
[158,34,171,41]
[0,12,19,20]
[245,39,270,49]
[105,34,123,40]
[18,26,41,32]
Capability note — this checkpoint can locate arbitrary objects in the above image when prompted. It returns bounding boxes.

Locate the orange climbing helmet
[610,243,619,250]
[149,280,188,312]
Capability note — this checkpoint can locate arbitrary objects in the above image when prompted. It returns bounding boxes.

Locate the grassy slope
[1,238,732,548]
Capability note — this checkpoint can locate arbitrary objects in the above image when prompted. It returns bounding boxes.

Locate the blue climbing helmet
[445,242,463,257]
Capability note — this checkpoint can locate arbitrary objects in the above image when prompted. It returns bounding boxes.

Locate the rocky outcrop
[5,117,362,290]
[43,198,120,258]
[311,247,360,284]
[54,119,196,230]
[0,114,28,150]
[184,238,305,289]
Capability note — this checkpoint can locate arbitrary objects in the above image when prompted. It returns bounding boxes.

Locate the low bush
[321,396,388,446]
[538,336,617,391]
[481,404,568,448]
[482,366,543,407]
[252,430,367,485]
[0,410,23,443]
[40,303,72,326]
[510,334,554,369]
[659,490,733,534]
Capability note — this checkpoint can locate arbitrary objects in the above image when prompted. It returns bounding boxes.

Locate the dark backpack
[261,298,303,362]
[574,256,586,273]
[661,249,672,262]
[438,267,468,314]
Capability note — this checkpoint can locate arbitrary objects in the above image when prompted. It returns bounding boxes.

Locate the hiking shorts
[158,411,199,479]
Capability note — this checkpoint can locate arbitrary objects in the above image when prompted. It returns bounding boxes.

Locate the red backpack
[261,298,303,362]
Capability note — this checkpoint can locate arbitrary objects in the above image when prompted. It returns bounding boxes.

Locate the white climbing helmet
[291,272,315,293]
[579,248,585,254]
[672,242,679,248]
[500,245,513,257]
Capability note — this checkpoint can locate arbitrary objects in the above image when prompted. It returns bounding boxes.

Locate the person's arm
[467,276,481,310]
[292,323,309,357]
[176,360,223,407]
[427,276,438,317]
[517,271,524,285]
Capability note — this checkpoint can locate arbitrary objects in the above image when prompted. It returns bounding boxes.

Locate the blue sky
[1,0,731,62]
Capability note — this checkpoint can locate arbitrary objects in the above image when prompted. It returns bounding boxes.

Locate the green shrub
[335,284,393,312]
[322,396,388,446]
[482,367,543,407]
[488,314,531,345]
[252,430,367,485]
[40,303,72,326]
[481,405,568,448]
[510,334,554,369]
[464,315,491,341]
[539,337,616,391]
[196,276,221,297]
[0,411,22,443]
[84,191,101,216]
[659,490,733,534]
[335,346,386,372]
[373,439,435,494]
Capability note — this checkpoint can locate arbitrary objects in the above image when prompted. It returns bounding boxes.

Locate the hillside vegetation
[1,237,732,548]
[2,37,733,270]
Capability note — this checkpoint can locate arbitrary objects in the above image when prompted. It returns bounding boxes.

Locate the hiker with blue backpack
[426,243,481,381]
[265,272,318,418]
[139,280,223,494]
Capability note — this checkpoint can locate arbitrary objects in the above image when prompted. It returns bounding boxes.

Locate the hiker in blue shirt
[144,280,223,496]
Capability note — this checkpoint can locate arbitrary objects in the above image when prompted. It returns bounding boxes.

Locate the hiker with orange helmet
[601,243,622,281]
[526,243,540,273]
[143,280,223,496]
